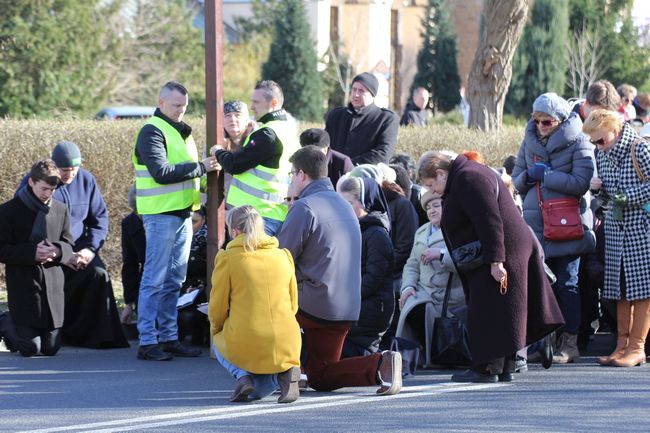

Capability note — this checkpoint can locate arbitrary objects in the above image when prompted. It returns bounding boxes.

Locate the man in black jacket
[400,87,430,127]
[299,128,353,189]
[325,72,399,165]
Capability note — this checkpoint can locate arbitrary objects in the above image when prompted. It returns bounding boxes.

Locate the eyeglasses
[284,196,299,203]
[533,118,557,127]
[590,137,606,146]
[288,169,301,177]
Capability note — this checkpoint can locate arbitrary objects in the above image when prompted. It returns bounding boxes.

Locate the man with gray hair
[133,81,219,361]
[400,87,430,127]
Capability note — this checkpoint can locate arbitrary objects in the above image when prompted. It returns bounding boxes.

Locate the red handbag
[537,182,584,241]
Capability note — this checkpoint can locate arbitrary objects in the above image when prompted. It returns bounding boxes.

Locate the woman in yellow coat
[209,205,301,403]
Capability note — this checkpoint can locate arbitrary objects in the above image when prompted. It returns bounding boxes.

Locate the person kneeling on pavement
[209,205,301,403]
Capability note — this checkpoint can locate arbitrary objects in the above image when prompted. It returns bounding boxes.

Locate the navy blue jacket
[18,168,109,253]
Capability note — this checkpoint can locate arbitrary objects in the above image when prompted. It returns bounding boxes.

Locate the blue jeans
[262,217,283,236]
[137,214,192,346]
[213,347,279,400]
[547,255,581,334]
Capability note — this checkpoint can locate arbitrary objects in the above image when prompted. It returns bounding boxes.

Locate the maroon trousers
[297,313,381,391]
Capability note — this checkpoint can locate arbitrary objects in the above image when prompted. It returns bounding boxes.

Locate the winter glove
[526,162,550,184]
[611,191,628,221]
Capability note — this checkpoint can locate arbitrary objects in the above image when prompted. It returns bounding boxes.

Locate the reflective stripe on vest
[132,116,201,214]
[226,118,300,222]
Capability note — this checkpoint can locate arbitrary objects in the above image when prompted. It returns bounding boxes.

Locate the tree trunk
[467,0,530,131]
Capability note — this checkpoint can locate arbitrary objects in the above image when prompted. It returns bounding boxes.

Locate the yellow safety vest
[132,116,201,215]
[226,118,300,222]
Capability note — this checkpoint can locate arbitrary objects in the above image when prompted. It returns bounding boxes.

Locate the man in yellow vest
[132,81,219,361]
[212,80,299,235]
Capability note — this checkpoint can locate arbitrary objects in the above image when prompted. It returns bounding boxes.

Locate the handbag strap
[534,155,544,207]
[631,137,645,183]
[441,273,453,317]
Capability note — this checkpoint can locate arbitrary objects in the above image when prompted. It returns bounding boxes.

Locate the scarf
[17,185,51,243]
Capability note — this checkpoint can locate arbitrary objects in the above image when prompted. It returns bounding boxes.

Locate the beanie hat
[299,128,330,148]
[377,163,396,183]
[532,92,570,122]
[52,141,82,168]
[350,164,383,183]
[224,100,249,118]
[420,189,441,211]
[352,72,379,97]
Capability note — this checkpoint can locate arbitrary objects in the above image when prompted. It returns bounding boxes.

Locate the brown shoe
[277,366,301,404]
[230,376,255,402]
[376,351,402,396]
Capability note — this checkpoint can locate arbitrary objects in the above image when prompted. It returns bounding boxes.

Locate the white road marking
[19,382,506,433]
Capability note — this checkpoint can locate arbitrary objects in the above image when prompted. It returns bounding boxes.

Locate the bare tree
[565,25,608,98]
[467,0,530,131]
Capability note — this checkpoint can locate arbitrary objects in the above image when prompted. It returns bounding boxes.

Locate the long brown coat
[440,155,564,364]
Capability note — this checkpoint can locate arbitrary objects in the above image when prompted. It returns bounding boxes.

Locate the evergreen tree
[261,0,323,121]
[411,0,461,113]
[566,0,650,93]
[505,0,569,117]
[0,1,120,117]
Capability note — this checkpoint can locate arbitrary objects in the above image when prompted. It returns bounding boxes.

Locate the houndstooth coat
[596,122,650,301]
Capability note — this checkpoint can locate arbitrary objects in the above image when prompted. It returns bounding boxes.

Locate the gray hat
[224,100,249,118]
[51,141,82,168]
[532,92,570,121]
[350,164,383,183]
[352,72,379,97]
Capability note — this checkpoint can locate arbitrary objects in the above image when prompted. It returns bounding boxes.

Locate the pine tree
[411,0,461,113]
[0,1,120,117]
[505,0,569,117]
[261,0,323,121]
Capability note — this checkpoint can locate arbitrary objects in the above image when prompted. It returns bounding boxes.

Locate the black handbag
[450,240,483,272]
[430,274,472,366]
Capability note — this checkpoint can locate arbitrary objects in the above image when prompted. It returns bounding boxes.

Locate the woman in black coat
[417,151,564,382]
[338,176,395,356]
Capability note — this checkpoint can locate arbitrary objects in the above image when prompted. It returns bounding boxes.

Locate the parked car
[95,106,155,120]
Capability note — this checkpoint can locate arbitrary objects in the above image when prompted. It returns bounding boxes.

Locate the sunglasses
[285,196,299,203]
[590,138,606,146]
[533,119,556,127]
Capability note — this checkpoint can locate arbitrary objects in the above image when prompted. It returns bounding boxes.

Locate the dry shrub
[0,118,524,295]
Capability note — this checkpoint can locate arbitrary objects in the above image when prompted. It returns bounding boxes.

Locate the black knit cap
[352,72,378,97]
[299,128,330,148]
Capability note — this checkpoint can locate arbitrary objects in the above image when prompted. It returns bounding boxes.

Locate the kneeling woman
[209,205,301,403]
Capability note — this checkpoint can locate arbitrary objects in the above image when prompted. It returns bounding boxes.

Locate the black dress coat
[325,103,399,165]
[0,196,74,329]
[345,211,395,353]
[440,155,564,364]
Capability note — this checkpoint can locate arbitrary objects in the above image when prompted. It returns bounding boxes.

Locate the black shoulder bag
[430,274,472,366]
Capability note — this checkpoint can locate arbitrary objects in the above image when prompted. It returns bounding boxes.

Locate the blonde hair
[582,109,623,136]
[226,205,266,252]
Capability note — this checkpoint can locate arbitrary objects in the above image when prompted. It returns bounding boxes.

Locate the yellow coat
[209,234,301,374]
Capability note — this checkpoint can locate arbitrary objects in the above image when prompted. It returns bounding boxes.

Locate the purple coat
[440,155,564,364]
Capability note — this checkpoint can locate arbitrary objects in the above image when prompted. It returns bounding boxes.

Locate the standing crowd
[1,74,649,403]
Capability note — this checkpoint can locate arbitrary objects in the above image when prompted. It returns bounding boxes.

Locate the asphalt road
[1,336,649,433]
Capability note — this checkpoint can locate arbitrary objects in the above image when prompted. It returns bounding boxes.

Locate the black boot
[0,312,29,353]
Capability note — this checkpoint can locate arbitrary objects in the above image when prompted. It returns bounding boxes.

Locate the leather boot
[598,300,632,366]
[277,366,300,404]
[612,299,650,367]
[229,376,255,402]
[552,333,580,364]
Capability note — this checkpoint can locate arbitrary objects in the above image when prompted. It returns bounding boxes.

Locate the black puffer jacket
[385,189,418,279]
[345,211,395,353]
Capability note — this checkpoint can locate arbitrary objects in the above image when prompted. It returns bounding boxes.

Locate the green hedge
[0,118,525,294]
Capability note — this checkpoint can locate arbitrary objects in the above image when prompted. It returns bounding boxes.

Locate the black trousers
[15,326,61,357]
[61,255,128,349]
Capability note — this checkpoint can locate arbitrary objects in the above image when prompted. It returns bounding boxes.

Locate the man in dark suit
[299,128,353,189]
